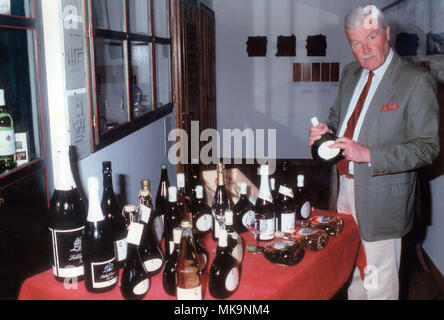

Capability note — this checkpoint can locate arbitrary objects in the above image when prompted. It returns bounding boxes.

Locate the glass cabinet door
[0,0,44,178]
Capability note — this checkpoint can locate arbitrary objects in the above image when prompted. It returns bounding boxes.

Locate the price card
[139,205,151,223]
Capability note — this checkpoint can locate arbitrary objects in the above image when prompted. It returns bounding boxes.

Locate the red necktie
[337,71,374,177]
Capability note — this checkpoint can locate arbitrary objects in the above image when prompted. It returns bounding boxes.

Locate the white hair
[345,5,388,31]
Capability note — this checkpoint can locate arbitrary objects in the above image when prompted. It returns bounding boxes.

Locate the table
[18,209,361,300]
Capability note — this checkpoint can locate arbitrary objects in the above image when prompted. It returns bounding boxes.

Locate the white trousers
[337,175,402,300]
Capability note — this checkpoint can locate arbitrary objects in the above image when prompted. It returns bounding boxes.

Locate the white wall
[214,0,391,159]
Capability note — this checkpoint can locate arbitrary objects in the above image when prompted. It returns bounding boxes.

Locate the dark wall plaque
[246,36,268,57]
[276,34,296,57]
[306,34,327,56]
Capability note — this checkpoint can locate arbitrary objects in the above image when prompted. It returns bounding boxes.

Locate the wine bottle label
[127,222,144,246]
[225,267,240,292]
[214,217,221,239]
[143,258,163,272]
[139,205,151,223]
[153,216,163,242]
[259,218,276,240]
[300,201,311,219]
[49,227,84,278]
[317,216,334,223]
[169,240,175,255]
[133,278,149,295]
[258,191,273,203]
[115,238,127,262]
[298,228,316,236]
[241,210,255,228]
[280,212,296,233]
[231,242,243,263]
[90,258,117,289]
[196,214,212,232]
[232,197,239,205]
[278,186,294,198]
[318,140,340,160]
[271,240,295,250]
[177,285,202,300]
[0,129,15,156]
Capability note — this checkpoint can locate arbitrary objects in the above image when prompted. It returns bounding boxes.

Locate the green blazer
[327,52,440,242]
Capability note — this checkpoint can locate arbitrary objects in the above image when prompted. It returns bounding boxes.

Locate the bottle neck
[54,148,77,191]
[87,178,104,222]
[258,173,272,202]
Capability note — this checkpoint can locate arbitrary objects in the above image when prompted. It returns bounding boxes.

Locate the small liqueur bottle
[162,227,182,296]
[83,177,118,293]
[255,165,275,241]
[120,221,150,300]
[101,161,127,269]
[232,182,255,234]
[209,229,240,299]
[176,220,202,300]
[164,186,184,258]
[191,185,213,235]
[310,117,343,165]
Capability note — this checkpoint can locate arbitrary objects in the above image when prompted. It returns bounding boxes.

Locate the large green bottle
[0,89,16,172]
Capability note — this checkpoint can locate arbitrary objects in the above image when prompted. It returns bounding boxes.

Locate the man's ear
[385,25,391,42]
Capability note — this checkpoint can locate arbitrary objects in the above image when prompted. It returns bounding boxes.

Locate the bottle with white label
[155,164,170,239]
[140,178,163,246]
[310,117,343,165]
[101,161,127,269]
[275,161,296,233]
[254,165,275,241]
[209,229,240,299]
[212,162,230,240]
[48,141,86,282]
[225,210,244,264]
[120,221,150,300]
[191,185,213,234]
[294,175,312,223]
[164,186,184,259]
[83,176,117,293]
[0,89,16,172]
[233,182,255,234]
[177,173,191,211]
[162,227,182,296]
[138,198,164,276]
[176,219,202,300]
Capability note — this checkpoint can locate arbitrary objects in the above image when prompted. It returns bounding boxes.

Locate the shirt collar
[363,48,393,78]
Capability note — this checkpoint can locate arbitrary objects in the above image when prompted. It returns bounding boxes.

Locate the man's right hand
[309,122,330,146]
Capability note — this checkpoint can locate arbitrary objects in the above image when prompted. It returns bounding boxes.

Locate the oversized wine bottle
[275,161,296,233]
[212,162,230,240]
[83,176,117,293]
[138,196,164,276]
[48,142,86,282]
[164,186,184,258]
[255,165,275,241]
[155,164,170,238]
[176,219,202,300]
[177,173,191,210]
[191,185,212,235]
[101,161,127,269]
[225,210,244,264]
[162,227,182,296]
[120,221,150,300]
[140,179,163,245]
[233,182,255,234]
[294,174,312,223]
[310,117,343,165]
[0,89,16,171]
[209,229,240,299]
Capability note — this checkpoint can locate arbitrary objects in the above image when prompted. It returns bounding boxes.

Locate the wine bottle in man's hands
[310,117,343,165]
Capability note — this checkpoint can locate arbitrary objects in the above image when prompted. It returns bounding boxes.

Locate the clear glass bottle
[176,220,202,300]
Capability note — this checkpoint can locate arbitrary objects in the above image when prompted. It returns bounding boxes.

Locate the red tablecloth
[18,209,360,300]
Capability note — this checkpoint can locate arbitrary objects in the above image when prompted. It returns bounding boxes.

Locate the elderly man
[309,5,439,300]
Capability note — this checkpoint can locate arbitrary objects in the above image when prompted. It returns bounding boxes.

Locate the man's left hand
[330,137,371,163]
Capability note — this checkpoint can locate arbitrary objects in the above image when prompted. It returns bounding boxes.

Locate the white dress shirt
[338,49,394,174]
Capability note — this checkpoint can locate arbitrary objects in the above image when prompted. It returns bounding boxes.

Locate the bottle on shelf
[225,209,244,264]
[48,141,86,282]
[164,186,184,258]
[162,227,182,296]
[177,173,191,211]
[189,157,205,205]
[275,161,296,233]
[209,229,240,299]
[191,185,213,235]
[255,164,275,241]
[233,182,255,234]
[140,178,163,246]
[101,161,127,269]
[0,89,16,172]
[120,221,150,300]
[176,219,202,300]
[294,174,312,224]
[138,188,164,276]
[83,176,118,293]
[155,164,170,239]
[310,117,343,165]
[212,162,230,241]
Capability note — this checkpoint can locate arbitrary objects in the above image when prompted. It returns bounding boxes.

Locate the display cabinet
[0,0,52,299]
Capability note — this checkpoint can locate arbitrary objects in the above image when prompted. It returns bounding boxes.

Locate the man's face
[346,21,391,71]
